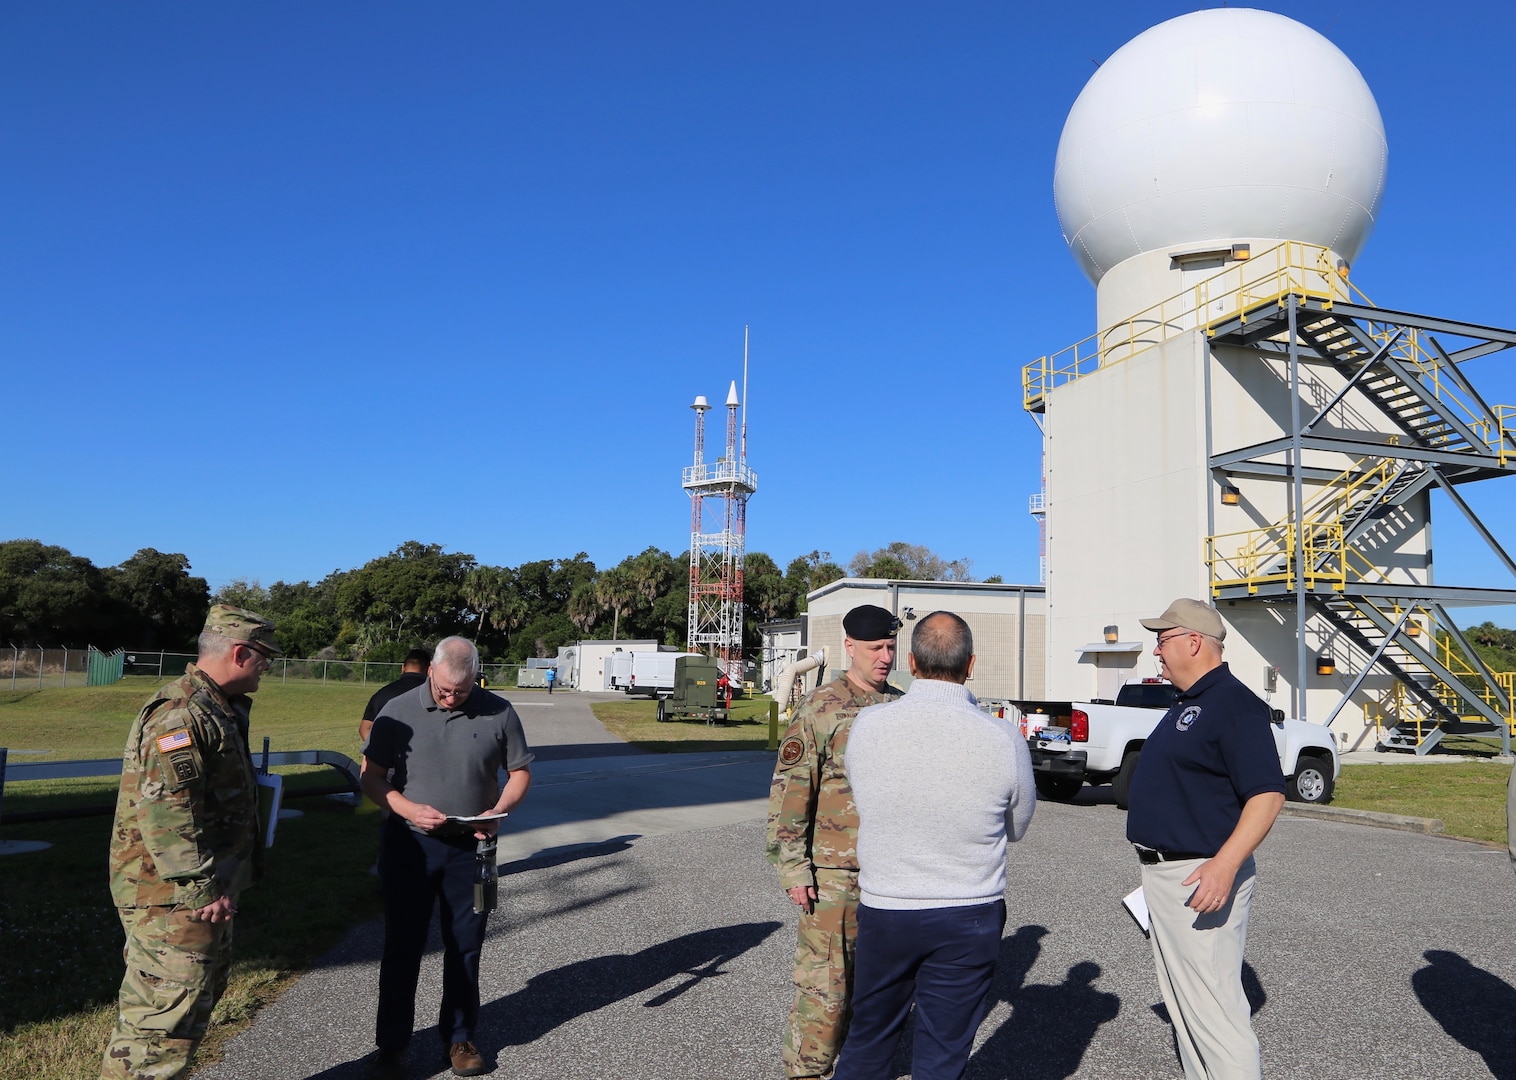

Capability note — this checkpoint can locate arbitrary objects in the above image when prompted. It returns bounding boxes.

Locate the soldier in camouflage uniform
[766,605,903,1079]
[101,605,280,1080]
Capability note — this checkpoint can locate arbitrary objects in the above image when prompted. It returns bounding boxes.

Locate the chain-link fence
[3,647,521,690]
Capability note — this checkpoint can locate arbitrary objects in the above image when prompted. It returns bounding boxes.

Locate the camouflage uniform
[766,673,902,1079]
[101,664,262,1080]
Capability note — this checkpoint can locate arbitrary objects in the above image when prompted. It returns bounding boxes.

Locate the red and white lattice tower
[683,333,757,680]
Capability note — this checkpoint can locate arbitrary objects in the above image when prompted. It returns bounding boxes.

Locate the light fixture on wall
[901,607,916,621]
[1221,484,1241,506]
[1316,655,1336,676]
[1407,621,1422,638]
[1103,624,1119,644]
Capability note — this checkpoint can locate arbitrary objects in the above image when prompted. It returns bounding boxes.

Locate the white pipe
[774,648,825,719]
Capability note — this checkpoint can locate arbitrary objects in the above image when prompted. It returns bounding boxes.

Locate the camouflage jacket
[765,673,902,889]
[109,664,262,909]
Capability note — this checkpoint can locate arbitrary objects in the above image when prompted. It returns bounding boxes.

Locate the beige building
[779,578,1045,703]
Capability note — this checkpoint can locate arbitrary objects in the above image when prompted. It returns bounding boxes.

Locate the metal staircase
[1196,253,1516,753]
[1307,595,1513,753]
[1021,240,1516,751]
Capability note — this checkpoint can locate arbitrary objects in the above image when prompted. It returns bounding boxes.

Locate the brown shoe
[448,1041,488,1077]
[366,1048,405,1080]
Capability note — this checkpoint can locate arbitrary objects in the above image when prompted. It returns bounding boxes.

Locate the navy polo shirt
[1126,662,1284,856]
[366,682,534,829]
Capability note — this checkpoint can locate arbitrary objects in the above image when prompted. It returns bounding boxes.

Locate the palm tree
[567,583,599,635]
[463,566,507,642]
[595,567,637,641]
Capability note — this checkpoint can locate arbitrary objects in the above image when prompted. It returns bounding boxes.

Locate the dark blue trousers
[376,817,489,1050]
[832,899,1006,1080]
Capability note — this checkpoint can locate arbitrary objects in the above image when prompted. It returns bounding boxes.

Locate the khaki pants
[101,906,234,1080]
[1143,855,1260,1080]
[784,868,859,1079]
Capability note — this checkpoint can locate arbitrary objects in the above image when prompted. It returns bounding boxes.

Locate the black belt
[1134,845,1209,864]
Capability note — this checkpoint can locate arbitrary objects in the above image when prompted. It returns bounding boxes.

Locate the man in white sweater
[832,611,1035,1080]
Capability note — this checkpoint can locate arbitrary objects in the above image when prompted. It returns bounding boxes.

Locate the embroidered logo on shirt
[1175,706,1201,732]
[778,737,806,766]
[156,730,193,753]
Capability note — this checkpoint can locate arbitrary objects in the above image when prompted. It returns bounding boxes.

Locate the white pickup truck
[1013,680,1340,807]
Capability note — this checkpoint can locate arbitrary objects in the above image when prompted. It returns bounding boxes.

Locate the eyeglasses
[432,680,473,704]
[240,642,274,667]
[1154,631,1193,650]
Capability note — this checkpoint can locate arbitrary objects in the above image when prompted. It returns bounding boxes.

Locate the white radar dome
[1054,8,1387,286]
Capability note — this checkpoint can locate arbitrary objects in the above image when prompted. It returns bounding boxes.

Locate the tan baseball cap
[1139,598,1226,641]
[202,604,282,656]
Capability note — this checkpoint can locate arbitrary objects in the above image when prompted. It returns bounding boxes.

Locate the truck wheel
[1286,755,1334,804]
[1112,750,1141,810]
[1034,775,1083,801]
[656,699,667,723]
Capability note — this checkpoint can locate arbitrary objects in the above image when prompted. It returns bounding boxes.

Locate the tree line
[0,538,989,664]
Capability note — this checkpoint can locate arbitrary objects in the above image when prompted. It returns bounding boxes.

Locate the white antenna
[740,325,750,464]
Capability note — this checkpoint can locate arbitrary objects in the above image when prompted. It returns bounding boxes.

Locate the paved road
[198,693,1516,1080]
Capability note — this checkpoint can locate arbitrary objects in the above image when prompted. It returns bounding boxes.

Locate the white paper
[256,772,283,848]
[1123,885,1150,936]
[446,811,509,824]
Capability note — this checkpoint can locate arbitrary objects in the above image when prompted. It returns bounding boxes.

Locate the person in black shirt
[360,648,431,745]
[1127,599,1284,1080]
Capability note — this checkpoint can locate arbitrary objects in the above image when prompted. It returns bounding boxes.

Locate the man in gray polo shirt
[361,636,533,1079]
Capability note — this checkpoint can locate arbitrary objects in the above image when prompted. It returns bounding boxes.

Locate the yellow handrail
[1023,241,1352,409]
[1024,244,1516,463]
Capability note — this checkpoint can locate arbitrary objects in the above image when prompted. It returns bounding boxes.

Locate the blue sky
[4,2,1514,623]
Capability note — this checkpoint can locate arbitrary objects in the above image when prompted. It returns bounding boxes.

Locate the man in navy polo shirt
[1127,598,1285,1080]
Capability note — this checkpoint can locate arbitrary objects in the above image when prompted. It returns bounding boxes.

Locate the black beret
[843,604,900,641]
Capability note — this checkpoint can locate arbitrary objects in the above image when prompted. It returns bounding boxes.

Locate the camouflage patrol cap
[202,604,282,656]
[843,604,900,641]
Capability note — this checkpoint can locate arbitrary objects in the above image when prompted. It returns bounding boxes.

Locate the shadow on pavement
[500,834,640,876]
[1413,949,1516,1080]
[476,919,784,1049]
[967,927,1121,1079]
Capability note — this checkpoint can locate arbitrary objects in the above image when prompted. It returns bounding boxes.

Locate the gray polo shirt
[366,681,534,829]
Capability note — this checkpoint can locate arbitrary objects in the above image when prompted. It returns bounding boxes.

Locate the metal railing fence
[3,647,520,689]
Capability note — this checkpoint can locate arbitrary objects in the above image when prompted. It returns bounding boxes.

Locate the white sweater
[847,678,1036,909]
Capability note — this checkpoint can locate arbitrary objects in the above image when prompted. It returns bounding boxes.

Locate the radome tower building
[1032,9,1516,752]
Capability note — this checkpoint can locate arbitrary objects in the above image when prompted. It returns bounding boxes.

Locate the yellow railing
[1022,241,1352,409]
[1497,405,1516,465]
[1024,245,1516,463]
[1362,620,1516,742]
[1206,522,1348,594]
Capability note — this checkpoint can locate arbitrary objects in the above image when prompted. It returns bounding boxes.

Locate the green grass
[0,678,384,1079]
[591,694,778,753]
[1332,761,1513,845]
[0,796,384,1080]
[0,674,374,763]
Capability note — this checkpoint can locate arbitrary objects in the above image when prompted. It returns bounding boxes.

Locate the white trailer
[606,652,634,691]
[627,651,702,698]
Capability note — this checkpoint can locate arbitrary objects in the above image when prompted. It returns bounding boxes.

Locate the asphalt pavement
[196,691,1516,1080]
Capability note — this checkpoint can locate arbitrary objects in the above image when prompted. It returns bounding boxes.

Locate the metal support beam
[1290,297,1308,721]
[1428,469,1516,583]
[1211,434,1509,473]
[1321,605,1413,729]
[1352,603,1508,730]
[1301,330,1403,433]
[1430,602,1513,719]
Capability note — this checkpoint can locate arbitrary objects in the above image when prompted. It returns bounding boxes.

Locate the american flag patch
[156,730,192,753]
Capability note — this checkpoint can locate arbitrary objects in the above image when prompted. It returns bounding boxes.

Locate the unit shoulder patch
[778,736,807,767]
